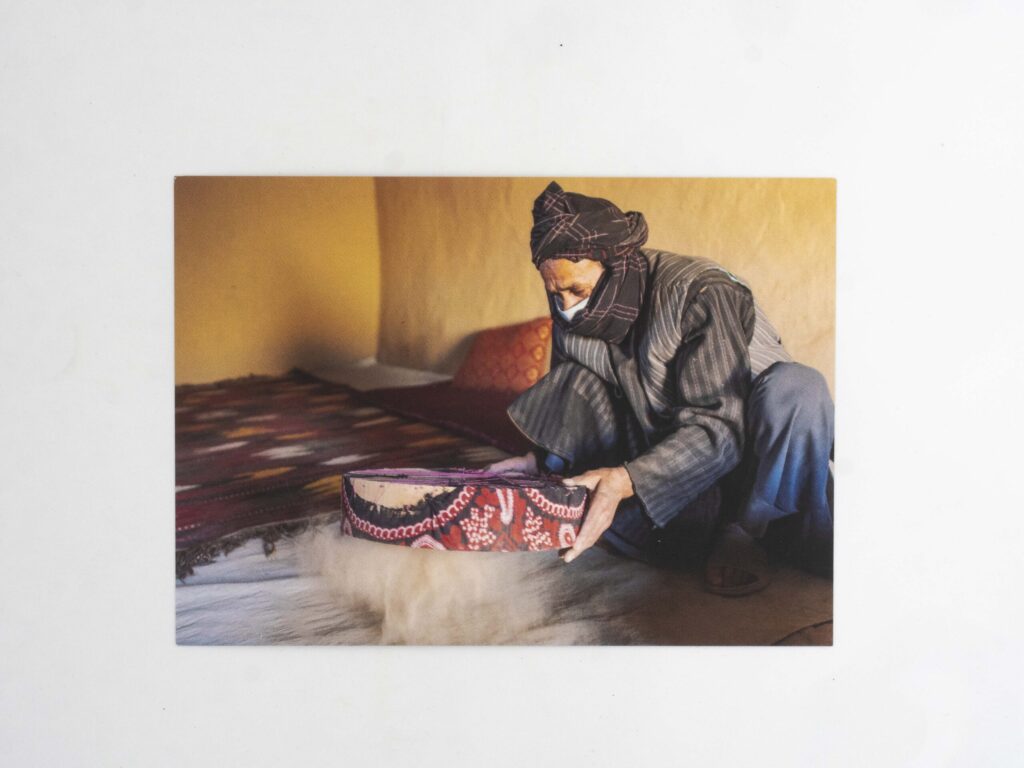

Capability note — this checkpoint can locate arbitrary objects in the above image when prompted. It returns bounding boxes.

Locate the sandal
[705,523,774,596]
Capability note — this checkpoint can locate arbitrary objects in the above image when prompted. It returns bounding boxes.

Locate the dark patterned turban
[530,181,650,345]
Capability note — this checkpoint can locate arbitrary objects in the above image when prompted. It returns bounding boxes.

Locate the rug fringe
[176,512,340,582]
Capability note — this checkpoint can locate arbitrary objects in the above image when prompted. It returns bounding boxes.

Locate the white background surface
[2,1,1022,765]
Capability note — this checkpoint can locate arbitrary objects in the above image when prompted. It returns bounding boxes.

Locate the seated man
[487,181,834,595]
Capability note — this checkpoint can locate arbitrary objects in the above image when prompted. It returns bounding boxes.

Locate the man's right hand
[484,452,538,474]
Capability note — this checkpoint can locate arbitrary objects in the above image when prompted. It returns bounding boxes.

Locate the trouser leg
[732,361,835,575]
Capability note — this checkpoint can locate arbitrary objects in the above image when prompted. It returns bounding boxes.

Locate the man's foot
[704,523,773,596]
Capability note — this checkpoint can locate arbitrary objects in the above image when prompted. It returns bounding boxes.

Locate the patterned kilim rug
[175,369,510,579]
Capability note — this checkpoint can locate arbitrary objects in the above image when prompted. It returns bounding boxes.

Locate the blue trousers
[598,361,834,575]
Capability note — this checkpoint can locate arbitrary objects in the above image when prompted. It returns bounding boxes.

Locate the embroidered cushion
[341,468,586,551]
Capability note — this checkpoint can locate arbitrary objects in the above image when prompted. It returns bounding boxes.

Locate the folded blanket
[359,381,534,455]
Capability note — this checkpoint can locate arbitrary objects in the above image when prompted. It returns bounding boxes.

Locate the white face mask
[556,294,589,322]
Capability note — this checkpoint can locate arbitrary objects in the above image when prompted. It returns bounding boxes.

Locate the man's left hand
[560,466,635,564]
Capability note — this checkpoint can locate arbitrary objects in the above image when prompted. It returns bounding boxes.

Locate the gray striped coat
[507,249,792,528]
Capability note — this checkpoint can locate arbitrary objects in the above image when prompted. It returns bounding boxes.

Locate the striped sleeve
[622,278,754,527]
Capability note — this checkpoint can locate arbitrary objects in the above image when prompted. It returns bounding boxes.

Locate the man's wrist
[614,465,635,498]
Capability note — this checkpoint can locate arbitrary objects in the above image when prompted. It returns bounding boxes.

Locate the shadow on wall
[174,176,381,385]
[285,334,366,375]
[436,334,476,376]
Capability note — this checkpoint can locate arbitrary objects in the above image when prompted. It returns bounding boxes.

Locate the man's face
[539,258,606,311]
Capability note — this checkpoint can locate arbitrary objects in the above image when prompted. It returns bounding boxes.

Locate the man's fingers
[563,532,596,564]
[560,468,627,563]
[562,472,600,490]
[563,536,593,563]
[488,458,523,473]
[572,526,601,556]
[562,496,616,564]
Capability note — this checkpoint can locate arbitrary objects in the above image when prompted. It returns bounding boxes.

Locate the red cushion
[452,317,552,394]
